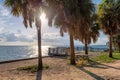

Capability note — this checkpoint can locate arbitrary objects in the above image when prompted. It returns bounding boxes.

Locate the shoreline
[0,56,120,80]
[0,56,50,64]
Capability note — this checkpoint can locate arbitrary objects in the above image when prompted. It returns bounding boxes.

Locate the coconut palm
[4,0,43,70]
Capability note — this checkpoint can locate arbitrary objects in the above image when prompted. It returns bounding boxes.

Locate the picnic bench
[75,54,92,62]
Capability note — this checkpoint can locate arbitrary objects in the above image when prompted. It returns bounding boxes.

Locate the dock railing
[48,47,68,56]
[48,46,108,56]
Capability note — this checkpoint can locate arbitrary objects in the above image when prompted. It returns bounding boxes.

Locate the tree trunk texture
[118,44,120,53]
[69,27,76,65]
[109,35,113,57]
[38,28,43,70]
[85,38,88,55]
[119,47,120,53]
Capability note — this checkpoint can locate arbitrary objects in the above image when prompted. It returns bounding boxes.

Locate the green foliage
[93,53,120,63]
[98,0,120,35]
[98,0,120,57]
[17,64,49,73]
[17,65,38,73]
[113,34,120,52]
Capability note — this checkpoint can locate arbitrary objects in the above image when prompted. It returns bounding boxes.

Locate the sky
[0,0,108,46]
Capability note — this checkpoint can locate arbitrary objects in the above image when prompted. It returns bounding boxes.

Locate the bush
[17,64,49,73]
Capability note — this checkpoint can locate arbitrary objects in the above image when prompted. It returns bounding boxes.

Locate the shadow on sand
[76,59,120,80]
[36,70,42,80]
[88,59,120,70]
[79,67,105,80]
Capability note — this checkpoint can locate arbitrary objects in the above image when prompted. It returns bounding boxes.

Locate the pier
[48,46,108,56]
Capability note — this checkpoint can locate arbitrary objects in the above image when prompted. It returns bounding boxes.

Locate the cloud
[0,30,35,42]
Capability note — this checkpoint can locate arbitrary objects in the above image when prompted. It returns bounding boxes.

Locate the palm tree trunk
[38,28,43,70]
[85,38,88,55]
[118,41,120,53]
[118,47,120,53]
[109,35,113,57]
[118,45,120,53]
[69,27,76,65]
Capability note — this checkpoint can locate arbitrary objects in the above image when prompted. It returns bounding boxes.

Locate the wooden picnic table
[75,54,92,61]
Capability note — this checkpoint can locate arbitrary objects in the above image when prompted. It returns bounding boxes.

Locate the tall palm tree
[98,0,118,57]
[113,34,120,53]
[45,0,95,64]
[4,0,43,70]
[45,0,76,65]
[75,0,96,55]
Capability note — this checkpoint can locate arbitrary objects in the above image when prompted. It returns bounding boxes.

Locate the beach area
[0,0,120,80]
[0,55,120,80]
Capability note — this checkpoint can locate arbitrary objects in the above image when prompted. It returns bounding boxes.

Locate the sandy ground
[0,57,120,80]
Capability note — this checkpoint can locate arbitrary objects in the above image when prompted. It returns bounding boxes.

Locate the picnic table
[75,54,92,61]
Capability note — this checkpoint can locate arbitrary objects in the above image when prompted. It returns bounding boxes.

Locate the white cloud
[0,30,36,42]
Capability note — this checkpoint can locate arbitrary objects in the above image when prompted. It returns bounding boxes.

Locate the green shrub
[17,64,49,73]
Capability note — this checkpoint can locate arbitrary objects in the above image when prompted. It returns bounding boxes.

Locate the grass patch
[17,64,49,73]
[92,52,120,63]
[76,52,120,67]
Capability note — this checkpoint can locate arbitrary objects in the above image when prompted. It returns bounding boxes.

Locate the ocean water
[0,45,108,61]
[0,46,50,61]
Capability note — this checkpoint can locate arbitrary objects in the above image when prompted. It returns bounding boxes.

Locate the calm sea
[0,45,108,61]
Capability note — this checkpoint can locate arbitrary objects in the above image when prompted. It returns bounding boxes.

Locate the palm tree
[113,0,120,53]
[45,0,76,65]
[98,0,118,57]
[79,21,100,55]
[113,34,120,53]
[4,0,43,70]
[114,0,120,28]
[45,0,95,64]
[74,0,96,55]
[85,23,100,55]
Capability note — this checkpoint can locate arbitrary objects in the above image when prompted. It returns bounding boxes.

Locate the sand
[0,57,120,80]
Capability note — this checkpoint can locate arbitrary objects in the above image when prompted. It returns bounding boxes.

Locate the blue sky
[0,0,108,46]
